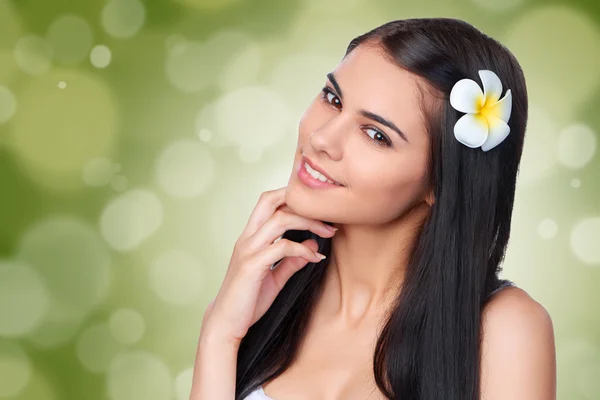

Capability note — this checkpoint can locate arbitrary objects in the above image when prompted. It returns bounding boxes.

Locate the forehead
[332,44,428,143]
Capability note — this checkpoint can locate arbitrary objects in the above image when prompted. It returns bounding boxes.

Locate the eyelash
[319,86,393,148]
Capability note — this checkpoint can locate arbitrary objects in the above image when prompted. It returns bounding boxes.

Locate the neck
[317,201,431,328]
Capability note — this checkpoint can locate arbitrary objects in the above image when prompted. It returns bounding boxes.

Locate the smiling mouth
[305,162,341,185]
[301,155,342,184]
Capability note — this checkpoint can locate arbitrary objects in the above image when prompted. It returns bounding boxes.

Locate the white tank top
[243,385,275,400]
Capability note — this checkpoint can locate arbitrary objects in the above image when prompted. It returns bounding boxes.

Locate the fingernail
[325,225,338,232]
[314,251,326,260]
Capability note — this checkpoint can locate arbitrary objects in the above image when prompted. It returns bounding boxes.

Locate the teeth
[304,162,339,185]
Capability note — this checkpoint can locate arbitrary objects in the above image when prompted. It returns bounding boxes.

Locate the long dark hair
[234,18,528,399]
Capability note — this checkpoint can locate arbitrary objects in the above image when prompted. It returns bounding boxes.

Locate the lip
[302,156,341,185]
[297,156,344,189]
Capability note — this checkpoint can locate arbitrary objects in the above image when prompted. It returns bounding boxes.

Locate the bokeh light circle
[0,261,49,337]
[0,340,31,398]
[47,15,93,64]
[0,86,17,124]
[7,69,119,191]
[107,351,172,400]
[16,215,112,326]
[571,178,581,188]
[570,217,600,265]
[556,123,597,169]
[100,188,163,252]
[90,45,112,68]
[155,138,215,198]
[101,0,146,38]
[109,308,145,345]
[197,128,212,142]
[149,250,205,305]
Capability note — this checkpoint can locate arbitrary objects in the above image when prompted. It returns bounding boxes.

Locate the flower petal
[450,78,484,114]
[478,70,503,104]
[481,116,510,152]
[454,113,489,148]
[485,89,512,123]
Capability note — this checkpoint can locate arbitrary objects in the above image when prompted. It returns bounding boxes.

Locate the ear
[425,187,435,207]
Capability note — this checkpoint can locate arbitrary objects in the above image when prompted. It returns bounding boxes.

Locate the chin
[284,184,333,223]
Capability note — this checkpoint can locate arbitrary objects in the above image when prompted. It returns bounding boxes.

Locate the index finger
[240,187,287,239]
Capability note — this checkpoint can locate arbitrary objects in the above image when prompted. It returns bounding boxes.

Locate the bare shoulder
[480,286,556,399]
[481,286,553,333]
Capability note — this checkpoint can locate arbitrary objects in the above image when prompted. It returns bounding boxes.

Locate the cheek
[349,157,429,215]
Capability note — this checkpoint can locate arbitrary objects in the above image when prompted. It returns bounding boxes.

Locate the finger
[247,210,336,252]
[271,239,322,285]
[252,238,324,273]
[269,237,318,270]
[240,187,286,240]
[275,204,295,214]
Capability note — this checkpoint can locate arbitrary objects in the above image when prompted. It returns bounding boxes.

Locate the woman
[191,18,556,400]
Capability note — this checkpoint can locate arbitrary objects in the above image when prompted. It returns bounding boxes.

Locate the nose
[308,117,348,161]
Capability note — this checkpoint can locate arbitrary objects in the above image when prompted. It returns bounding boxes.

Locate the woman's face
[285,44,433,225]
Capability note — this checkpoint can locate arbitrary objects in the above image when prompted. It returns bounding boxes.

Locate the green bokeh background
[1,0,599,399]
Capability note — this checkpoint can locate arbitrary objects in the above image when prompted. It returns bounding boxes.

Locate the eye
[364,127,392,148]
[320,86,342,110]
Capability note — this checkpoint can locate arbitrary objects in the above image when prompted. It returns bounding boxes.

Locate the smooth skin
[190,43,556,399]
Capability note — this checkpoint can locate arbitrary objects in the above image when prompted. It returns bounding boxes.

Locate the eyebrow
[326,72,409,143]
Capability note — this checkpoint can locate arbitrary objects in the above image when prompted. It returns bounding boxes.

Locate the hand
[200,187,337,347]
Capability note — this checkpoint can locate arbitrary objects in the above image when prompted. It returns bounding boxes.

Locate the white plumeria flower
[449,70,512,152]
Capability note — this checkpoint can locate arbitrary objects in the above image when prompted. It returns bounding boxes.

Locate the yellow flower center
[477,94,501,121]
